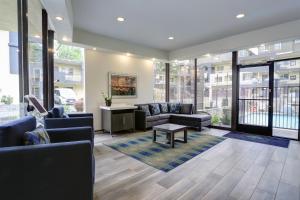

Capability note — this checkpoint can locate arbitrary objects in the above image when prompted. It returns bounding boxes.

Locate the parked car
[54,88,77,105]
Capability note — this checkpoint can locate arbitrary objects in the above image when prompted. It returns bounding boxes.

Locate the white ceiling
[72,0,300,51]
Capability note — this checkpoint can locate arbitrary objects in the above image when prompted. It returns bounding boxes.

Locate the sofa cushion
[159,114,171,120]
[180,104,193,114]
[146,115,160,122]
[140,105,151,116]
[0,116,36,147]
[149,104,161,115]
[169,103,181,114]
[159,103,169,113]
[23,126,51,145]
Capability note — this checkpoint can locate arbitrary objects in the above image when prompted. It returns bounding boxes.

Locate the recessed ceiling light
[126,52,131,56]
[92,47,96,51]
[117,17,125,22]
[34,35,40,38]
[55,16,63,21]
[276,51,293,56]
[168,36,174,40]
[152,58,156,61]
[62,37,68,42]
[236,13,245,19]
[204,53,211,57]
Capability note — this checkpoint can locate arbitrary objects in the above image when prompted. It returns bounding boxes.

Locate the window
[290,75,296,80]
[0,1,23,124]
[54,41,85,113]
[153,62,166,102]
[239,39,300,64]
[28,0,43,105]
[169,60,195,104]
[197,53,232,127]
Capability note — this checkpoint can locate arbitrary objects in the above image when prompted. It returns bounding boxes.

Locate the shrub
[211,114,220,125]
[1,95,13,105]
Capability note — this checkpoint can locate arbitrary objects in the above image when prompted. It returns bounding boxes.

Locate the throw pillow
[149,104,161,115]
[180,104,193,114]
[169,103,181,114]
[23,126,51,145]
[159,103,169,113]
[52,107,65,118]
[140,105,151,116]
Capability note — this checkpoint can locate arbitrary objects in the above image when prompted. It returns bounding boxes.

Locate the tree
[55,41,82,61]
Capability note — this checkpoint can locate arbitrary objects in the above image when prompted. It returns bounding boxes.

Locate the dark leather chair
[0,116,94,200]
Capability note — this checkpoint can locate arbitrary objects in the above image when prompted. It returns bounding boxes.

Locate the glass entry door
[237,64,273,135]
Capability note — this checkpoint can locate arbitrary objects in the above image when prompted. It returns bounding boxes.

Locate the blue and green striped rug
[104,132,226,172]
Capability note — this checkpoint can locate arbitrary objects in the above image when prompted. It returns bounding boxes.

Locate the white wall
[85,49,155,130]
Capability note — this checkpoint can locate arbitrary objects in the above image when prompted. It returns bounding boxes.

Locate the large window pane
[54,41,85,113]
[28,0,43,104]
[197,53,232,127]
[0,0,23,124]
[239,39,300,65]
[153,62,166,102]
[169,60,195,103]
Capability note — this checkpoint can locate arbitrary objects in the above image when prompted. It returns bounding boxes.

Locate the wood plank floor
[93,129,300,200]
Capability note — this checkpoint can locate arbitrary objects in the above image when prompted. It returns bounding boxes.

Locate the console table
[100,105,137,135]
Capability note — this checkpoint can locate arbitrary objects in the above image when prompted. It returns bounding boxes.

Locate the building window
[197,52,232,127]
[169,60,195,104]
[290,75,296,80]
[153,62,166,102]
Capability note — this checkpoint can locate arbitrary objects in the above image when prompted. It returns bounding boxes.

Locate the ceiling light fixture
[34,35,40,38]
[126,52,131,56]
[117,17,125,22]
[55,16,63,21]
[62,37,68,42]
[204,53,211,57]
[236,13,245,19]
[276,51,293,56]
[152,58,156,61]
[92,47,96,51]
[168,36,174,40]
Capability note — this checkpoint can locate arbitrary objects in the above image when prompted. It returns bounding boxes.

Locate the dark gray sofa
[135,103,211,131]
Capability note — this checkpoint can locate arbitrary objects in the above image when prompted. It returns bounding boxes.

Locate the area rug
[104,132,226,172]
[224,131,290,148]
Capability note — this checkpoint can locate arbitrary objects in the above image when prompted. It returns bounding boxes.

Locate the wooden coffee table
[153,123,188,148]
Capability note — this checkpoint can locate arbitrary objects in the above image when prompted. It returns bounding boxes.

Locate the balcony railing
[54,72,82,83]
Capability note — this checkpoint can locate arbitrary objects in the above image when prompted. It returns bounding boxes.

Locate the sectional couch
[135,103,211,131]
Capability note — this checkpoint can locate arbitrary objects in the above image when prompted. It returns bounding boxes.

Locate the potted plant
[101,92,112,107]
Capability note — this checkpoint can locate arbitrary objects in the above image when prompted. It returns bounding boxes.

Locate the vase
[105,100,112,107]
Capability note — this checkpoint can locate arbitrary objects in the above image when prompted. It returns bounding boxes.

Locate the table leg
[153,130,157,142]
[171,132,175,148]
[184,129,187,143]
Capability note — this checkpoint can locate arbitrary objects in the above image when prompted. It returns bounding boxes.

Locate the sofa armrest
[47,127,94,145]
[0,141,93,200]
[68,113,93,118]
[44,117,93,129]
[135,110,146,130]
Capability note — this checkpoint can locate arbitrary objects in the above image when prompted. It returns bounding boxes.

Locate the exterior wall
[0,31,19,104]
